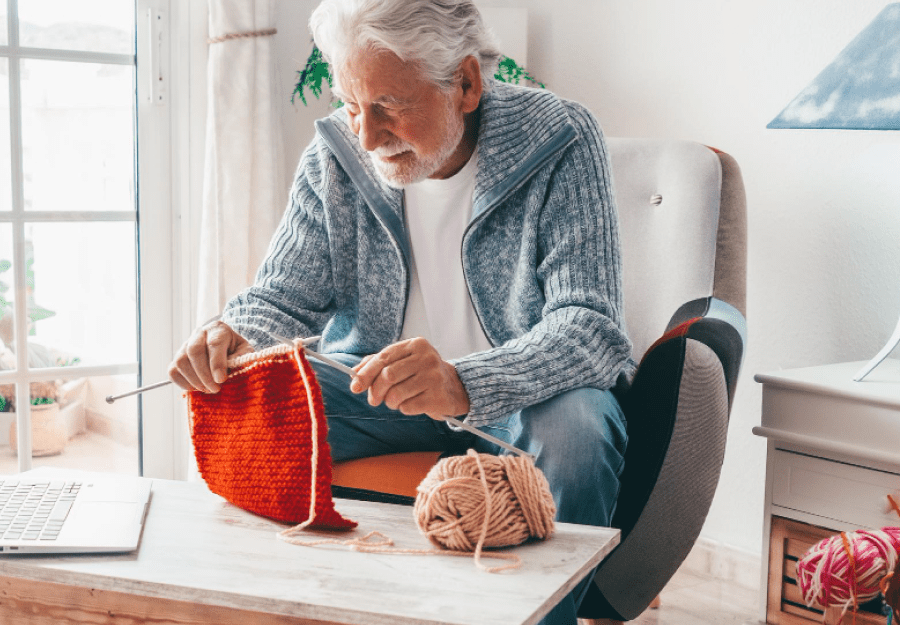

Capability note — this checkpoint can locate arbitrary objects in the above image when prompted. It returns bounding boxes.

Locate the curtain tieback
[207,28,277,45]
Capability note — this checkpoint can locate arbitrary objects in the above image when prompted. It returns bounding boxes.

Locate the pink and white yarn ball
[796,528,900,612]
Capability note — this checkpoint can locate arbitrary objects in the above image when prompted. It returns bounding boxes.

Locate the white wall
[273,1,333,190]
[268,0,900,557]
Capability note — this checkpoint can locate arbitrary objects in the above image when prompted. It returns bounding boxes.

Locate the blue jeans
[311,354,628,625]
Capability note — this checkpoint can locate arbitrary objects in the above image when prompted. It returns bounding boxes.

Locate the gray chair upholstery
[577,138,747,621]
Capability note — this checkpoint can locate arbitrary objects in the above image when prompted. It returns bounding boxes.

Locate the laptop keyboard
[0,480,81,541]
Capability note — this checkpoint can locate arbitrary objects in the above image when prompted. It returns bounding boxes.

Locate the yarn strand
[889,495,900,521]
[281,448,556,573]
[471,450,495,572]
[841,532,859,625]
[280,529,523,568]
[279,340,321,536]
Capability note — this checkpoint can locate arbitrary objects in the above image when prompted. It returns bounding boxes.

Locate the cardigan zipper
[460,123,579,346]
[314,119,411,342]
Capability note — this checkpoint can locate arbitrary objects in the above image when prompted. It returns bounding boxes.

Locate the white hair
[309,0,502,93]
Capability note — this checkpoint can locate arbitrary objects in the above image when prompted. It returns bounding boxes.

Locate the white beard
[368,97,465,189]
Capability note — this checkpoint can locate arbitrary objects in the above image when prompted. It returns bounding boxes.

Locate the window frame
[0,0,194,479]
[137,0,201,480]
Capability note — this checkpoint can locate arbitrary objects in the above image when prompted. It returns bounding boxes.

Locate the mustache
[371,142,413,158]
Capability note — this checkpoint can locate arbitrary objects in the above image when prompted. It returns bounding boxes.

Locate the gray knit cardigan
[222,80,634,426]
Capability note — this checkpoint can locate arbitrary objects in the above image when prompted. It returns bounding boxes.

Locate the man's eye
[374,104,400,117]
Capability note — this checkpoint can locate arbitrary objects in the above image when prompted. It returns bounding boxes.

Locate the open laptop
[0,475,152,554]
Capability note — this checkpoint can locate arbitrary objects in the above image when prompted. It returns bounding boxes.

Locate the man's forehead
[335,49,428,101]
[333,85,408,105]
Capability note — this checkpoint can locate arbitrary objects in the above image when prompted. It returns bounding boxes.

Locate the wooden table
[0,470,620,625]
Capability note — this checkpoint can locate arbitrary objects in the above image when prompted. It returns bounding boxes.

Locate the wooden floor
[588,566,762,625]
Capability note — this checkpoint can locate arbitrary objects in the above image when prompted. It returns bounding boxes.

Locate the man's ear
[458,55,483,114]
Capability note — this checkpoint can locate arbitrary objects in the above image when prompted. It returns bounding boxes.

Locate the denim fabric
[312,355,627,625]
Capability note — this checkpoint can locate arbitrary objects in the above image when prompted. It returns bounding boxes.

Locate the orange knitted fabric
[188,342,356,530]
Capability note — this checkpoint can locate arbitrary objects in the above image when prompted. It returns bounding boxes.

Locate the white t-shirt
[400,152,492,360]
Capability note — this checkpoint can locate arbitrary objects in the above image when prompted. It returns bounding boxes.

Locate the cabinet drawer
[772,450,900,529]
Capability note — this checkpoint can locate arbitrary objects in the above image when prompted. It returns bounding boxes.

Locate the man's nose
[356,111,386,152]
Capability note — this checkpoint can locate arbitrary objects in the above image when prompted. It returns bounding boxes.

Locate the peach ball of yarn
[796,529,898,610]
[413,449,556,553]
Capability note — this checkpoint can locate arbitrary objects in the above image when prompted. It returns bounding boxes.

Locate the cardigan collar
[314,80,579,257]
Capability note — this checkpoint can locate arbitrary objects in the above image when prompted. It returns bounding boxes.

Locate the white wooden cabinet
[754,360,900,625]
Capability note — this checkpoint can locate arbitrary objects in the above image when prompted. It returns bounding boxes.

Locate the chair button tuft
[650,194,663,206]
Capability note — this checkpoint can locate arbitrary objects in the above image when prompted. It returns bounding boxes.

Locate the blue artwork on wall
[768,3,900,130]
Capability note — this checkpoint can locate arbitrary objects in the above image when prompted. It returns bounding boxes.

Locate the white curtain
[197,0,284,325]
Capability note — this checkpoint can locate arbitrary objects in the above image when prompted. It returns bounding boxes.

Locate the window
[0,1,185,478]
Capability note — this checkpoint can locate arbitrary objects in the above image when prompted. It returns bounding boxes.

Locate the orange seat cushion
[332,451,442,499]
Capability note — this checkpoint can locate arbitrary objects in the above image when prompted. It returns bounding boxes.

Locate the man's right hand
[168,320,253,393]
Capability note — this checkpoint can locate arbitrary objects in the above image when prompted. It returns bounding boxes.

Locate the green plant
[31,397,54,406]
[494,56,544,88]
[292,44,545,107]
[292,45,334,106]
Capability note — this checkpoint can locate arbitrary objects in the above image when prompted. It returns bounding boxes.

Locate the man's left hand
[349,337,470,420]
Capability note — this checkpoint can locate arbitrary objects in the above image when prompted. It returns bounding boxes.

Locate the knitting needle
[445,418,533,460]
[274,334,534,460]
[104,335,323,404]
[105,379,171,404]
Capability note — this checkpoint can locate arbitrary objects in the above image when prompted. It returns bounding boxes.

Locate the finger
[396,390,439,417]
[349,355,375,393]
[206,323,237,385]
[367,357,420,407]
[233,342,254,357]
[185,331,220,393]
[167,359,196,392]
[398,360,469,419]
[352,354,374,373]
[379,373,431,411]
[352,344,410,393]
[169,349,209,393]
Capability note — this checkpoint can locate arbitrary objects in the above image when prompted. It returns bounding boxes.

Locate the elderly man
[170,0,633,622]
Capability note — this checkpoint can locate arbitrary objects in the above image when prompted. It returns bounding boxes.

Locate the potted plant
[8,380,66,457]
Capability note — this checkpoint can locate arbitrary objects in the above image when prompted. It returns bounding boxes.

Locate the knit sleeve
[221,140,336,349]
[451,103,635,425]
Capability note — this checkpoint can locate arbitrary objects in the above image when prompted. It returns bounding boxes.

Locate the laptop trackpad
[71,501,142,528]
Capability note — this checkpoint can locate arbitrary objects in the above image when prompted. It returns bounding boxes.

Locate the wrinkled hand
[168,320,254,393]
[350,337,470,420]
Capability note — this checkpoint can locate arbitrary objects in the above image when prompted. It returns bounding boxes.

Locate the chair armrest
[660,297,746,408]
[578,297,745,621]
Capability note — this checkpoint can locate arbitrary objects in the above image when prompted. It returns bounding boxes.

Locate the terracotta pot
[9,403,66,456]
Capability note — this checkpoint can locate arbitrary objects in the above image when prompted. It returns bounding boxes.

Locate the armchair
[331,137,748,623]
[576,138,747,622]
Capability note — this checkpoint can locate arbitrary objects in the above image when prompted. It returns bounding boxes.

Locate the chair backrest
[578,138,747,621]
[609,138,747,357]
